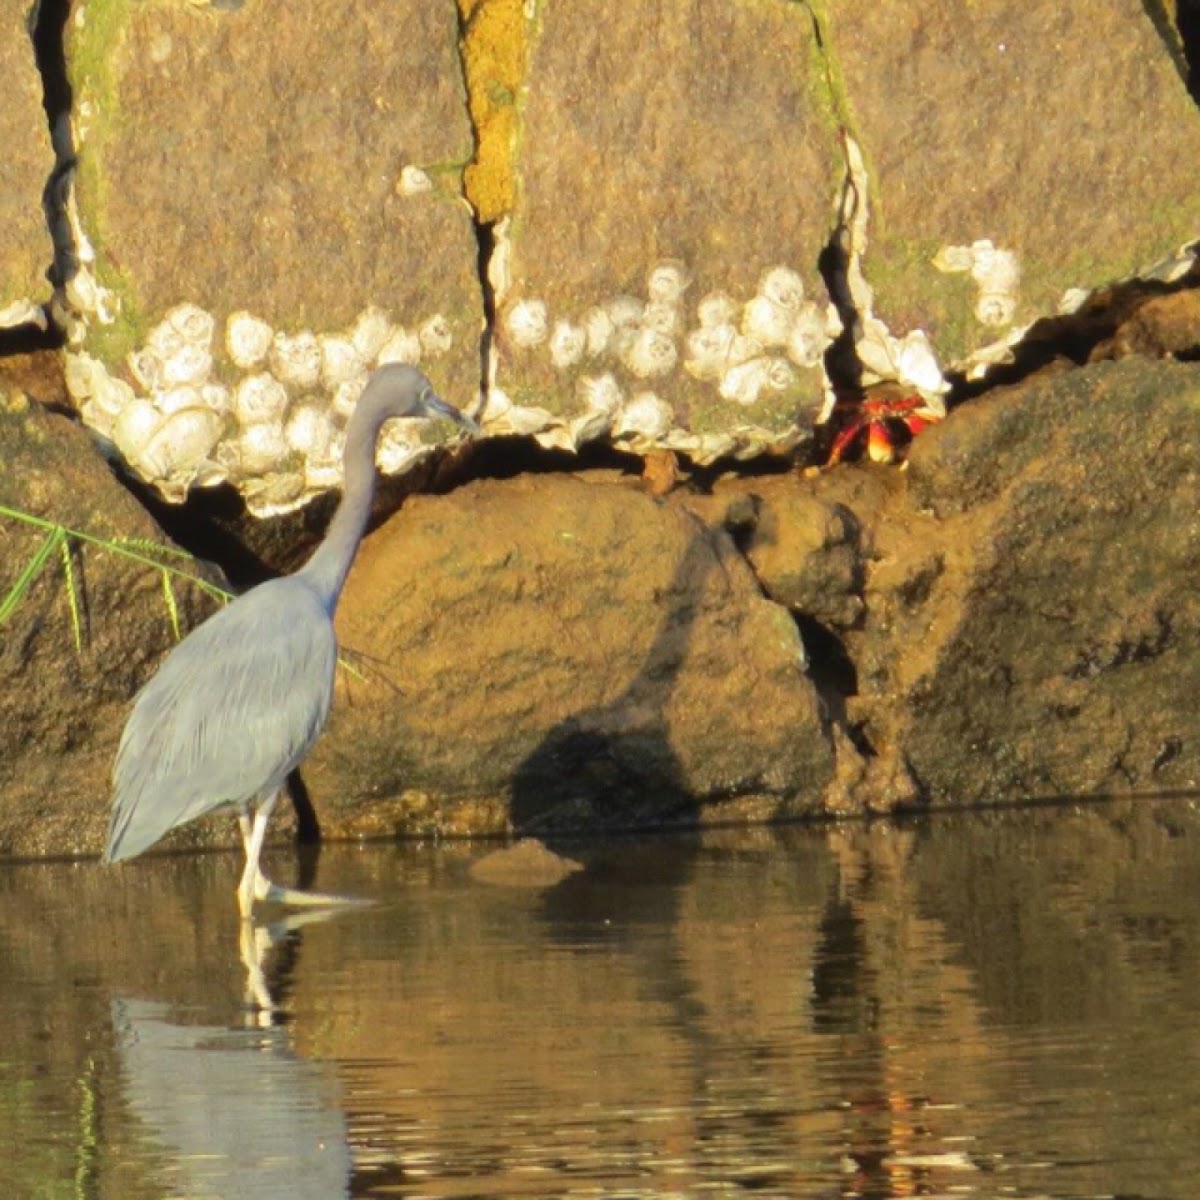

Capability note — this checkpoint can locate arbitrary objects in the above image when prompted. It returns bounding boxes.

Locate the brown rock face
[821,0,1200,366]
[67,0,481,397]
[492,0,839,452]
[0,0,53,325]
[306,474,835,835]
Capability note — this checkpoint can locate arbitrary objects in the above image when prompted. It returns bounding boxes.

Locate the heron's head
[363,363,478,433]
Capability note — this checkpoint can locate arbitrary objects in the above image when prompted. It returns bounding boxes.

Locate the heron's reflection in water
[113,912,352,1199]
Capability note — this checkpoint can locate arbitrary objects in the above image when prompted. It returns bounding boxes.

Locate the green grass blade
[160,569,182,640]
[0,526,62,625]
[59,534,84,653]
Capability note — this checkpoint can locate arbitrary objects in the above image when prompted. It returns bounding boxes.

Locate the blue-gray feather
[102,365,474,899]
[105,578,336,862]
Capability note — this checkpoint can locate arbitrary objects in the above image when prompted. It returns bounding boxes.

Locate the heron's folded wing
[105,580,338,862]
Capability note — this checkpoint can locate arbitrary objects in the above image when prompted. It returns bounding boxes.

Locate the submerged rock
[468,838,584,887]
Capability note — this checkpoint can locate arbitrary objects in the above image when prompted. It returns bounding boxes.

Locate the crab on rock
[824,385,944,466]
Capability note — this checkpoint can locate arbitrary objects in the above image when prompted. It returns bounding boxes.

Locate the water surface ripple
[2,801,1199,1198]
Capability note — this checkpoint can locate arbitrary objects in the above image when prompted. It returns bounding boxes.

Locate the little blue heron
[103,364,475,916]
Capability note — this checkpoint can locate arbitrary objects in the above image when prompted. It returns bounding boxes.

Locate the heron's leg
[238,793,370,912]
[237,792,278,918]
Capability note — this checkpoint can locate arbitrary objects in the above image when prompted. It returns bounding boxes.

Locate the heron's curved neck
[297,414,383,613]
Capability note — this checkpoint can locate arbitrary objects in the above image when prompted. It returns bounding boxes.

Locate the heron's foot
[252,873,373,910]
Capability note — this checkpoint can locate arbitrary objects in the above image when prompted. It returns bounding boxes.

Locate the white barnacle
[613,390,673,441]
[397,165,434,196]
[419,314,454,358]
[112,398,164,461]
[305,452,344,492]
[726,333,765,368]
[80,374,133,440]
[583,307,614,357]
[163,302,215,349]
[759,266,805,311]
[63,352,107,402]
[684,322,736,381]
[641,301,682,337]
[741,294,793,349]
[226,311,274,369]
[763,357,798,391]
[136,407,222,481]
[351,307,393,361]
[607,294,645,330]
[577,372,624,415]
[894,330,947,400]
[975,291,1017,328]
[786,304,832,368]
[504,298,549,348]
[160,343,213,388]
[621,326,678,379]
[319,335,365,388]
[201,383,232,416]
[144,317,185,361]
[697,291,738,329]
[156,385,203,415]
[968,240,1021,294]
[270,330,322,390]
[376,326,422,366]
[377,422,425,473]
[549,319,587,370]
[646,260,690,306]
[234,420,289,475]
[127,347,165,392]
[285,402,334,458]
[87,369,136,418]
[233,372,290,426]
[719,356,791,406]
[332,372,371,419]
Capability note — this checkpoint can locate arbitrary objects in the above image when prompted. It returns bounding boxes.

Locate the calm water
[3,802,1200,1198]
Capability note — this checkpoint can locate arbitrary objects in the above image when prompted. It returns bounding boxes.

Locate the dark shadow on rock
[509,519,724,834]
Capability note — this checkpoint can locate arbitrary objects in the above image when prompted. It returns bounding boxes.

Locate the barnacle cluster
[491,259,839,459]
[933,239,1022,329]
[67,302,461,516]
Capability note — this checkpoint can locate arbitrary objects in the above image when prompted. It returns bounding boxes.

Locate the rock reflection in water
[3,803,1200,1196]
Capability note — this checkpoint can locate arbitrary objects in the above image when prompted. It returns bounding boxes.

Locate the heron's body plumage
[102,365,475,916]
[105,577,336,863]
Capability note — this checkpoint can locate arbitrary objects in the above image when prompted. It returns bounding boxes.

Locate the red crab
[824,387,944,466]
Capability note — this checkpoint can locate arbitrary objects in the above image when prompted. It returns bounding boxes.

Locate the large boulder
[854,358,1200,806]
[61,0,481,514]
[487,0,840,461]
[305,473,835,834]
[822,0,1200,373]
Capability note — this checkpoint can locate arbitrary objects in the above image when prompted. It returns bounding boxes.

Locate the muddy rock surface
[0,390,223,859]
[853,358,1200,806]
[719,357,1200,811]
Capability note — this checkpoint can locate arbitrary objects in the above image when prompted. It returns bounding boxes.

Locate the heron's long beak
[423,392,479,434]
